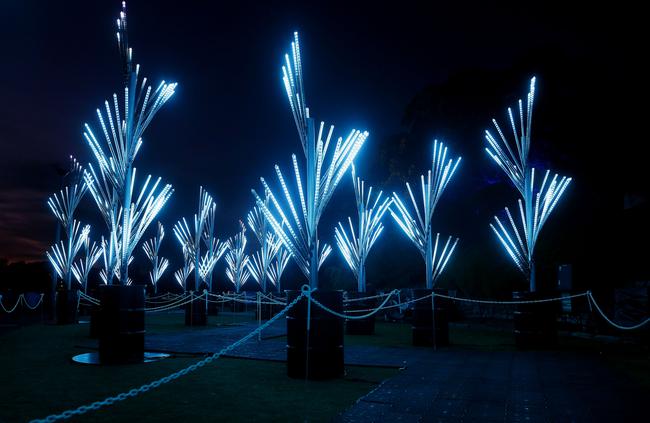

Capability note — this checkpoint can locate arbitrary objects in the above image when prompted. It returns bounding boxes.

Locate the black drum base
[98,285,145,365]
[287,290,344,380]
[345,292,376,335]
[185,295,207,326]
[411,288,449,347]
[55,288,79,325]
[513,291,558,349]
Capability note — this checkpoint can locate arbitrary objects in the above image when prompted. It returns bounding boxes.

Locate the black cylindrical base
[55,288,79,325]
[89,306,100,338]
[286,290,344,380]
[412,288,449,347]
[513,291,557,349]
[345,292,376,335]
[185,294,207,326]
[98,285,145,364]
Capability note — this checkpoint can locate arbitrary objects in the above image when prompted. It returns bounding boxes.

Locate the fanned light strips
[225,222,251,293]
[489,168,572,277]
[174,246,195,289]
[173,187,214,291]
[47,221,90,283]
[390,140,461,288]
[252,32,367,287]
[47,157,87,229]
[71,236,103,292]
[484,77,535,195]
[83,2,175,284]
[334,166,392,292]
[142,222,168,288]
[247,196,282,292]
[267,248,291,292]
[198,237,227,290]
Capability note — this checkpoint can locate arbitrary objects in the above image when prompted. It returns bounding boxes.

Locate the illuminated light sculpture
[83,2,175,285]
[267,247,291,293]
[390,140,461,289]
[225,221,251,293]
[173,187,214,292]
[174,246,194,290]
[142,222,169,293]
[198,236,228,292]
[72,235,103,293]
[247,197,282,293]
[46,156,91,290]
[485,77,572,292]
[251,32,368,288]
[334,166,393,292]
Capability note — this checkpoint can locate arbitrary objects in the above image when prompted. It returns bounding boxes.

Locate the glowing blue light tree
[46,157,91,290]
[142,222,169,293]
[334,166,392,292]
[83,2,175,285]
[173,188,215,292]
[174,246,194,290]
[252,32,368,289]
[390,140,461,290]
[72,235,103,293]
[225,222,251,293]
[199,201,227,292]
[268,248,291,294]
[247,197,282,293]
[484,77,572,292]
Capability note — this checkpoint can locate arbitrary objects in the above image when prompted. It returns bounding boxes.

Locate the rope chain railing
[29,288,311,423]
[0,293,45,313]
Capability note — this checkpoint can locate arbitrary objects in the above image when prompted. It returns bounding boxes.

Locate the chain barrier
[432,291,589,305]
[144,292,201,312]
[0,293,44,313]
[343,291,392,303]
[309,290,400,320]
[30,287,311,423]
[587,291,650,331]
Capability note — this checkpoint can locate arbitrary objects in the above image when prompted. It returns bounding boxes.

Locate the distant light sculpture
[390,140,461,289]
[72,235,103,293]
[174,246,194,290]
[142,222,169,293]
[251,32,368,288]
[46,156,91,290]
[484,77,572,292]
[268,247,291,293]
[83,2,175,284]
[225,221,251,293]
[334,166,392,292]
[247,196,282,293]
[173,188,214,292]
[198,236,227,292]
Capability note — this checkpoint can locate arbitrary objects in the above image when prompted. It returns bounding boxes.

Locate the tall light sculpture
[173,187,214,292]
[251,32,368,288]
[46,156,91,291]
[390,140,461,289]
[225,222,250,293]
[199,202,227,291]
[83,2,175,285]
[72,235,103,293]
[142,222,169,293]
[334,166,392,292]
[268,248,291,293]
[198,236,228,292]
[484,77,572,292]
[247,198,282,293]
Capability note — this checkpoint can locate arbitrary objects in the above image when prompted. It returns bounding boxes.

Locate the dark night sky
[0,1,638,291]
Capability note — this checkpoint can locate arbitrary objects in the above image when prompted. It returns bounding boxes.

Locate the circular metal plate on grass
[71,352,170,365]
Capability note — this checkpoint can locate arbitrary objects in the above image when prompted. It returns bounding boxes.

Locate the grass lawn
[0,315,396,423]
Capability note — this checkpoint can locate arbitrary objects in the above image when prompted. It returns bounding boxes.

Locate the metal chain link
[30,288,310,423]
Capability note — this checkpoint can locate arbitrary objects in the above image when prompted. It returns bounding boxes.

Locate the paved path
[336,349,646,422]
[145,320,429,367]
[144,320,645,422]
